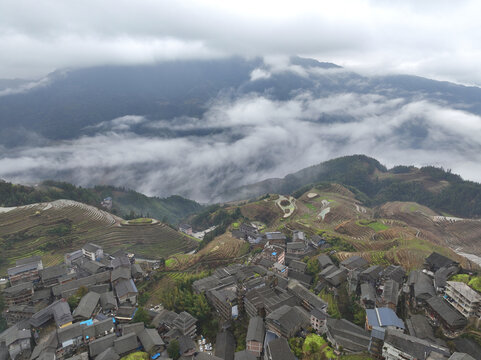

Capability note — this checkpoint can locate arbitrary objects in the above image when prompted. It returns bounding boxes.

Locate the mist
[1,88,480,202]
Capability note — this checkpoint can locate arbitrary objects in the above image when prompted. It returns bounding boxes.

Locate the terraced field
[0,200,198,273]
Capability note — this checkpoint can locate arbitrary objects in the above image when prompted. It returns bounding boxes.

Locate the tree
[306,257,320,275]
[167,339,180,360]
[132,307,151,326]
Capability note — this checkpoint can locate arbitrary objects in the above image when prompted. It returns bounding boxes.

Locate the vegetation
[127,217,153,224]
[132,307,151,326]
[450,274,481,292]
[0,200,198,273]
[0,180,203,225]
[152,273,218,340]
[67,286,88,310]
[0,293,7,332]
[237,155,481,219]
[197,207,243,249]
[167,340,180,360]
[120,352,149,360]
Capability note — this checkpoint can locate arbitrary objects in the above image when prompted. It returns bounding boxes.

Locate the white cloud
[1,91,481,202]
[0,1,481,85]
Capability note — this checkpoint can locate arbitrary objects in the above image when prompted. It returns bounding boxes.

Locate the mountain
[0,180,202,225]
[222,155,481,219]
[1,57,481,201]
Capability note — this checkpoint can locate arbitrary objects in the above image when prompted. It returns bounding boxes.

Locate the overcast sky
[1,0,481,85]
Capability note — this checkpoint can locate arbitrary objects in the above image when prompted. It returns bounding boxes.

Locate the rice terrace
[0,199,197,272]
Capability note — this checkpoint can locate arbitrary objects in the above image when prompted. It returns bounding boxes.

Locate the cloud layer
[1,90,481,202]
[1,0,481,85]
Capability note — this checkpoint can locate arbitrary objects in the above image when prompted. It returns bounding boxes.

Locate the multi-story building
[310,308,327,334]
[246,316,264,357]
[265,305,309,339]
[172,311,197,338]
[3,282,34,305]
[207,287,237,320]
[82,243,104,261]
[7,256,43,286]
[445,281,481,319]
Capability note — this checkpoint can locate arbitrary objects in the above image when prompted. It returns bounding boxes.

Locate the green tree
[167,339,180,360]
[132,307,151,326]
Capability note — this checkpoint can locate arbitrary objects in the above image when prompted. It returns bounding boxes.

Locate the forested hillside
[226,155,481,219]
[0,180,202,224]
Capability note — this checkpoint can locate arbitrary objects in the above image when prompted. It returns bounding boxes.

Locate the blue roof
[79,319,93,326]
[366,308,405,329]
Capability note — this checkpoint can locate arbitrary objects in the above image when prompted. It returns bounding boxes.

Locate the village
[0,222,480,360]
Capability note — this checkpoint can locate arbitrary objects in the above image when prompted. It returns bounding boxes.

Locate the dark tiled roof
[121,322,145,336]
[266,305,310,338]
[317,254,333,269]
[287,280,327,310]
[111,267,131,283]
[381,265,405,284]
[178,335,196,355]
[234,350,256,360]
[246,316,265,343]
[138,328,164,353]
[310,308,327,320]
[89,333,116,357]
[287,271,312,286]
[115,279,138,298]
[73,292,100,319]
[288,260,306,273]
[361,282,376,303]
[384,329,450,359]
[425,252,457,270]
[83,243,102,253]
[340,256,368,270]
[40,264,67,282]
[95,347,119,360]
[111,256,130,269]
[448,353,476,360]
[406,314,435,341]
[326,318,370,352]
[266,338,295,360]
[114,332,138,355]
[100,292,117,310]
[58,323,84,344]
[16,256,42,266]
[426,296,467,328]
[3,282,33,295]
[94,318,115,337]
[409,270,435,301]
[382,279,399,306]
[215,331,235,360]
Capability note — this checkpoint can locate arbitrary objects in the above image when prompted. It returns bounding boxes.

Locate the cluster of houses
[2,223,481,360]
[0,243,190,360]
[194,223,480,360]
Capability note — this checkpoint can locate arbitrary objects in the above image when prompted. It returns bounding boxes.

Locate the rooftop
[384,329,450,359]
[427,296,467,328]
[83,243,102,253]
[246,316,265,343]
[366,307,405,329]
[447,281,481,302]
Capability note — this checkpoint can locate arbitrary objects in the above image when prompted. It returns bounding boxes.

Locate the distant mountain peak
[290,56,342,69]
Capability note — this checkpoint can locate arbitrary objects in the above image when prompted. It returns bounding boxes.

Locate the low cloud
[1,91,481,202]
[1,1,481,85]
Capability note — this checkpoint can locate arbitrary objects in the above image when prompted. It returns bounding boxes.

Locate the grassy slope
[0,200,198,274]
[222,155,481,220]
[228,185,478,270]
